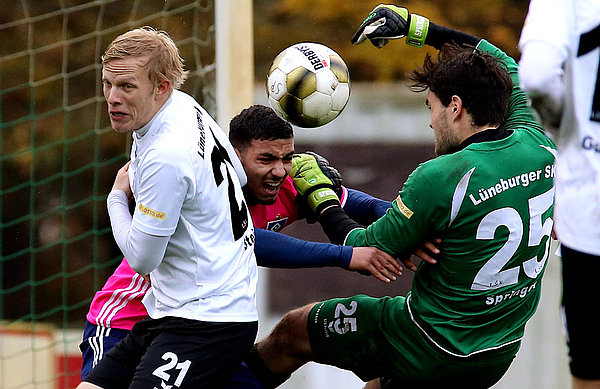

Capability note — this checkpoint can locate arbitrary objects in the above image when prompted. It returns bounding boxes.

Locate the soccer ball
[266,42,351,128]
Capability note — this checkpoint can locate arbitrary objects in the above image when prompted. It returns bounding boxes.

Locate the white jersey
[519,0,600,256]
[128,90,258,322]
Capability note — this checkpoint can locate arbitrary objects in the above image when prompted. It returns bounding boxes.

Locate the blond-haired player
[78,27,258,389]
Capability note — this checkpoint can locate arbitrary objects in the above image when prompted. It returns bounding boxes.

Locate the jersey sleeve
[518,41,566,128]
[518,0,571,50]
[107,190,164,274]
[518,0,571,130]
[131,146,192,236]
[343,188,392,225]
[254,228,352,269]
[476,39,546,137]
[346,163,447,255]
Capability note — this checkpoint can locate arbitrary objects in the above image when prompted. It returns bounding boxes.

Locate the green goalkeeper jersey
[346,40,556,356]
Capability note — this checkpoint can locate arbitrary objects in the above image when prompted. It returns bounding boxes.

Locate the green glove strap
[291,153,340,214]
[406,14,430,48]
[307,188,339,214]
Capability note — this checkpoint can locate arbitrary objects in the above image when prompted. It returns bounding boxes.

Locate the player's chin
[256,188,279,205]
[110,119,133,133]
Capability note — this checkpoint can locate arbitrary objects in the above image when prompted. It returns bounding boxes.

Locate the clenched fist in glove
[304,151,343,197]
[351,4,429,48]
[291,153,340,215]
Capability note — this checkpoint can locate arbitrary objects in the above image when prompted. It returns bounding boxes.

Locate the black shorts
[84,316,258,389]
[561,245,600,379]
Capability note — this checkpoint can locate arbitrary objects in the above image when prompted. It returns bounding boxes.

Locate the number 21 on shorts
[152,352,191,388]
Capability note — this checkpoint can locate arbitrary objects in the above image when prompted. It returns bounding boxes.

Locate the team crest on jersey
[266,218,288,232]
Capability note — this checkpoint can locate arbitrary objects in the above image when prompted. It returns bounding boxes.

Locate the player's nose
[106,88,122,105]
[271,160,287,178]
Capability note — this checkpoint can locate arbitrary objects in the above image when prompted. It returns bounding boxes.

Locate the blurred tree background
[254,0,528,82]
[0,0,530,325]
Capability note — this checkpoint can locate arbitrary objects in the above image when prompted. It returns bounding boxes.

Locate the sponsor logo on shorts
[395,195,413,219]
[313,302,330,338]
[138,203,166,220]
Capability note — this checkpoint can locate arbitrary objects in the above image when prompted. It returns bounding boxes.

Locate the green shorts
[307,294,518,388]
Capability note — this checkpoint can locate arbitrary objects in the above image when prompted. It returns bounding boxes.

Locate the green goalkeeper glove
[291,153,340,215]
[305,151,343,196]
[351,4,430,48]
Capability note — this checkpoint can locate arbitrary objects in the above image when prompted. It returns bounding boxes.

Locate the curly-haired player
[246,6,556,388]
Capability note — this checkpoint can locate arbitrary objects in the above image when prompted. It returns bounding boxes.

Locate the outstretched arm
[343,188,391,225]
[291,153,439,270]
[294,151,392,224]
[254,227,349,268]
[351,4,479,49]
[353,4,543,136]
[253,228,402,283]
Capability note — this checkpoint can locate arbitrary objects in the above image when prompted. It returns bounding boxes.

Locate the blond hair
[102,26,188,89]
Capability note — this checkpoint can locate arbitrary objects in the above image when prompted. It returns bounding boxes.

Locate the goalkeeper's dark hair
[409,43,512,127]
[229,104,293,149]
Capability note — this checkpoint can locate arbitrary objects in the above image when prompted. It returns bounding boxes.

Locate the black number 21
[578,24,600,122]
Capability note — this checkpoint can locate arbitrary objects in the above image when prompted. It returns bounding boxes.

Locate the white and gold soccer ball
[266,42,351,128]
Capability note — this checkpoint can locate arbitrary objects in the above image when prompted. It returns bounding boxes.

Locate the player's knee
[272,304,313,356]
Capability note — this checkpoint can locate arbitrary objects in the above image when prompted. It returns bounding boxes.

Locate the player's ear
[450,95,463,117]
[233,146,242,160]
[155,79,171,98]
[232,144,247,163]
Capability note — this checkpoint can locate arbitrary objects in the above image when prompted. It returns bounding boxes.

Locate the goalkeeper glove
[291,153,340,215]
[351,4,430,48]
[304,151,343,197]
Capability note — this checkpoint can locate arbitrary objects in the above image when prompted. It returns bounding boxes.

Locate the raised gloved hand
[305,151,343,197]
[291,153,340,215]
[351,4,429,48]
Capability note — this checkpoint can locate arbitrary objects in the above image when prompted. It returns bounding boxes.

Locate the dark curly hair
[229,104,293,149]
[410,43,513,127]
